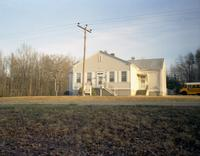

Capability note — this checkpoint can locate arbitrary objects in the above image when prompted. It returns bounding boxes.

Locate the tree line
[0,44,73,97]
[169,48,200,82]
[168,48,200,91]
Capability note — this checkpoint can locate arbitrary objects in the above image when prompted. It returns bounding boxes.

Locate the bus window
[180,83,200,95]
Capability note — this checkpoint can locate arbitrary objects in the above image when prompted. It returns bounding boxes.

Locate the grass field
[0,99,200,155]
[0,96,200,105]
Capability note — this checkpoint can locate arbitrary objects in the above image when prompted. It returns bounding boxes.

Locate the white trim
[115,71,118,82]
[118,71,121,82]
[106,71,109,82]
[109,71,115,82]
[96,72,105,88]
[127,71,130,82]
[92,72,95,86]
[107,88,130,90]
[98,54,102,62]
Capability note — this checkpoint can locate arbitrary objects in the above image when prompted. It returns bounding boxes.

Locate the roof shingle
[130,58,164,70]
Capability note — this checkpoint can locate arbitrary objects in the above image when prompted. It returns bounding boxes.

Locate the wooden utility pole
[77,23,92,96]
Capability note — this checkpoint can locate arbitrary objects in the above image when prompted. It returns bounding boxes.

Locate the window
[76,73,81,83]
[140,76,146,89]
[87,72,92,82]
[121,71,127,82]
[188,85,192,89]
[109,71,115,82]
[98,76,103,85]
[194,85,200,88]
[98,55,102,62]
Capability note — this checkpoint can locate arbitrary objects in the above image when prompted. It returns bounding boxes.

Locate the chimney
[131,57,135,60]
[110,53,115,56]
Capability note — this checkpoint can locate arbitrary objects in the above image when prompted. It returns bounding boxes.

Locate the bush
[78,87,98,96]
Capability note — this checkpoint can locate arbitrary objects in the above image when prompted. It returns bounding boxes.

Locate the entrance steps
[136,90,147,96]
[93,88,114,96]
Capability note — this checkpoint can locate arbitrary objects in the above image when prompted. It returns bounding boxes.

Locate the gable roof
[73,51,129,66]
[100,51,164,70]
[73,51,164,70]
[130,58,164,70]
[99,51,129,64]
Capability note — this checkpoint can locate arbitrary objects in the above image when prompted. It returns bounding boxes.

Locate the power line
[13,7,199,32]
[1,18,199,42]
[1,7,200,37]
[79,7,200,27]
[0,8,199,41]
[92,16,200,31]
[1,17,199,42]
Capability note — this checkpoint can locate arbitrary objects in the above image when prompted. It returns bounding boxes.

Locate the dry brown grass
[0,96,200,105]
[0,104,200,155]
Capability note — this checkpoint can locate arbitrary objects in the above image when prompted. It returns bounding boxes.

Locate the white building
[69,51,167,96]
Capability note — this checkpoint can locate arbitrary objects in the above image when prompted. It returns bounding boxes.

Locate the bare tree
[0,44,73,97]
[195,49,200,81]
[170,50,199,83]
[0,52,4,96]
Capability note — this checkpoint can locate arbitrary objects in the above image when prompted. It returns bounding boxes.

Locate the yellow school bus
[180,82,200,95]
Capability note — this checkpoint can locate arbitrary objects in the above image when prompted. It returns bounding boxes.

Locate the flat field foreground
[0,96,200,105]
[0,96,200,155]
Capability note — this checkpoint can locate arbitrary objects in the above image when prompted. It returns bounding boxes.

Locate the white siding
[92,72,95,86]
[74,72,76,84]
[106,71,109,82]
[148,71,160,91]
[84,72,87,84]
[72,52,166,96]
[73,52,131,94]
[130,64,139,96]
[160,62,167,95]
[118,71,121,82]
[115,71,118,82]
[127,71,130,82]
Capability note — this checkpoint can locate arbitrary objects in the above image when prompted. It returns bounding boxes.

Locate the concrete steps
[92,88,114,96]
[136,90,147,96]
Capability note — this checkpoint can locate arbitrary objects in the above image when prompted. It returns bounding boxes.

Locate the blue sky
[0,0,200,68]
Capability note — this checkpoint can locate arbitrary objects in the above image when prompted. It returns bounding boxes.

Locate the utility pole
[77,23,92,96]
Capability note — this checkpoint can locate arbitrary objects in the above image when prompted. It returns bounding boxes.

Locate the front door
[139,75,146,90]
[97,72,104,88]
